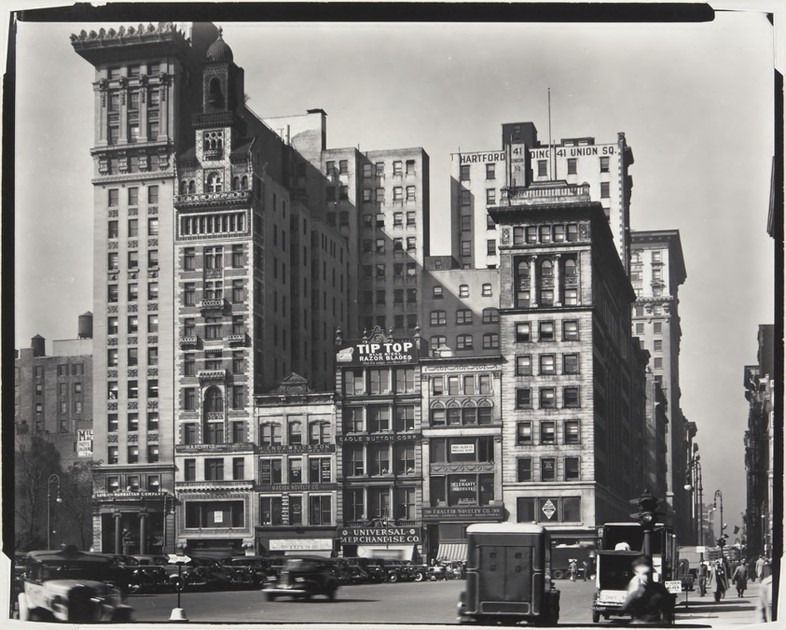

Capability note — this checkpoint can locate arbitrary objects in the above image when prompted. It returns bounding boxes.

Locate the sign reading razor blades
[336,339,418,366]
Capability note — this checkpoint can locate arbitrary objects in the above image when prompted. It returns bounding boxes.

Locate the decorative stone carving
[108,434,118,443]
[128,433,138,443]
[108,209,118,218]
[501,226,511,245]
[128,401,138,410]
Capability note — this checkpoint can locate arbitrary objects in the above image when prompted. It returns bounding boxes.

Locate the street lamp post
[713,490,725,543]
[684,455,704,548]
[47,474,62,549]
[162,493,175,554]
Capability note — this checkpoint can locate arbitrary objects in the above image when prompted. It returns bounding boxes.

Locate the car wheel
[592,610,600,623]
[265,593,276,602]
[388,573,398,583]
[553,569,564,580]
[414,572,425,582]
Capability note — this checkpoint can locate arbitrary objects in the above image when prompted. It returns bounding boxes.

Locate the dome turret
[206,27,233,63]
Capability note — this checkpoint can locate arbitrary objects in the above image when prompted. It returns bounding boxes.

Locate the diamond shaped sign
[541,499,556,520]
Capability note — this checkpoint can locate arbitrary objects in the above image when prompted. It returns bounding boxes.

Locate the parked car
[125,555,173,593]
[353,557,387,583]
[225,556,272,588]
[17,546,134,622]
[262,556,340,601]
[342,559,371,584]
[408,563,429,582]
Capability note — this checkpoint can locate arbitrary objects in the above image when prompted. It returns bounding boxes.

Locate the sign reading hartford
[338,527,422,545]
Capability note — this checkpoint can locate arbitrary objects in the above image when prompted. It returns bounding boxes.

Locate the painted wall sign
[336,339,418,366]
[421,505,504,522]
[530,145,616,159]
[338,432,419,444]
[458,151,506,164]
[258,444,335,454]
[338,527,422,545]
[448,476,478,506]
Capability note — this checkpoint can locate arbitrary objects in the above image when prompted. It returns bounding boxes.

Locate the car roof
[27,547,112,564]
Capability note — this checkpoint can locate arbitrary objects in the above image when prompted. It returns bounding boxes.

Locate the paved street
[127,578,763,626]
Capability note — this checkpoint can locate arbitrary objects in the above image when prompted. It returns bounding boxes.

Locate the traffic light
[717,536,726,549]
[629,491,661,529]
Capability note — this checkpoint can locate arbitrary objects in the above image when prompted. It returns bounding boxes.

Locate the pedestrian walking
[568,559,578,582]
[621,557,674,623]
[755,555,766,581]
[754,563,772,622]
[697,562,708,597]
[731,561,748,597]
[581,560,588,581]
[707,560,728,602]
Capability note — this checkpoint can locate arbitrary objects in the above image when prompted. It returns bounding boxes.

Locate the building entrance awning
[437,542,467,562]
[356,544,415,560]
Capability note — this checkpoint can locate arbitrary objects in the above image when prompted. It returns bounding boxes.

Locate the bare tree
[14,435,62,551]
[60,460,100,550]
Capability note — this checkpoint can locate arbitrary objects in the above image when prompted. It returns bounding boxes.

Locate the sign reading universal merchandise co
[338,527,422,545]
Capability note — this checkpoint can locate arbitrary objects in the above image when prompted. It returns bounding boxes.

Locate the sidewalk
[673,581,764,626]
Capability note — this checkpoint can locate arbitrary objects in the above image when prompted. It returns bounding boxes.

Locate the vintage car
[17,546,134,623]
[224,556,273,588]
[125,555,173,593]
[262,556,340,601]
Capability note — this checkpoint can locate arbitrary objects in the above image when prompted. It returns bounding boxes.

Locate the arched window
[447,402,461,426]
[260,422,282,446]
[208,77,223,106]
[517,259,529,279]
[564,258,577,276]
[478,400,493,425]
[241,175,249,189]
[204,387,224,413]
[232,176,240,191]
[462,402,478,425]
[207,172,223,193]
[309,421,330,445]
[180,180,188,195]
[541,259,553,277]
[188,180,196,194]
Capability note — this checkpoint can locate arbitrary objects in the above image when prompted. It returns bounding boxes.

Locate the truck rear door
[477,545,533,603]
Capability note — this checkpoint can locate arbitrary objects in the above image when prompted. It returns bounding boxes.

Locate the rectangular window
[564,420,580,444]
[539,388,556,408]
[538,321,555,341]
[516,388,532,409]
[108,189,119,206]
[537,160,548,177]
[515,322,531,342]
[600,156,610,173]
[517,421,532,445]
[127,446,139,464]
[539,354,556,375]
[563,354,580,374]
[260,459,283,484]
[184,459,196,481]
[517,458,532,482]
[309,496,332,526]
[233,458,245,480]
[540,421,556,444]
[148,445,160,463]
[567,158,577,175]
[289,459,303,483]
[486,189,496,204]
[565,457,580,481]
[516,355,532,376]
[486,163,496,179]
[128,187,139,206]
[541,458,556,481]
[563,320,579,341]
[205,458,224,481]
[563,387,580,408]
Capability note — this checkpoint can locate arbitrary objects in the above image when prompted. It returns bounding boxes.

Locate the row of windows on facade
[459,214,498,233]
[257,496,335,527]
[360,237,419,255]
[108,186,159,207]
[107,63,162,80]
[508,223,583,246]
[361,315,421,336]
[107,314,158,335]
[429,307,498,327]
[330,185,418,204]
[515,386,581,409]
[429,333,501,351]
[107,347,159,368]
[361,288,417,305]
[107,379,160,400]
[458,188,503,206]
[515,320,580,343]
[107,411,158,432]
[107,105,161,144]
[180,385,246,412]
[107,444,159,464]
[32,400,84,416]
[516,496,581,524]
[631,250,664,265]
[107,282,159,302]
[341,367,416,395]
[536,155,612,177]
[458,162,500,181]
[178,173,251,195]
[329,211,419,230]
[331,159,417,180]
[514,353,582,376]
[633,304,667,319]
[107,217,158,239]
[516,456,581,483]
[30,363,85,378]
[104,472,162,494]
[516,418,581,446]
[108,249,159,270]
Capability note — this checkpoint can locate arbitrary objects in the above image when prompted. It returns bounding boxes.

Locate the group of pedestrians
[694,554,773,622]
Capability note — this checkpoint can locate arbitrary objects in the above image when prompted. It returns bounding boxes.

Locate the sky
[9,4,781,539]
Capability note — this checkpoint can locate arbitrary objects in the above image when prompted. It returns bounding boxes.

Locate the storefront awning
[356,544,415,561]
[437,543,467,562]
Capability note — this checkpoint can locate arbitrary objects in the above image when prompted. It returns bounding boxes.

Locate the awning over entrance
[437,542,467,562]
[283,550,332,558]
[356,544,415,561]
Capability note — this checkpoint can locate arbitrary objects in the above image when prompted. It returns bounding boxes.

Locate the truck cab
[457,523,560,625]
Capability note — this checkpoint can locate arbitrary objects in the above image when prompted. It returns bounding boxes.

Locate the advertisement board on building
[77,429,93,457]
[448,476,478,507]
[338,527,422,545]
[336,336,419,366]
[421,505,504,522]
